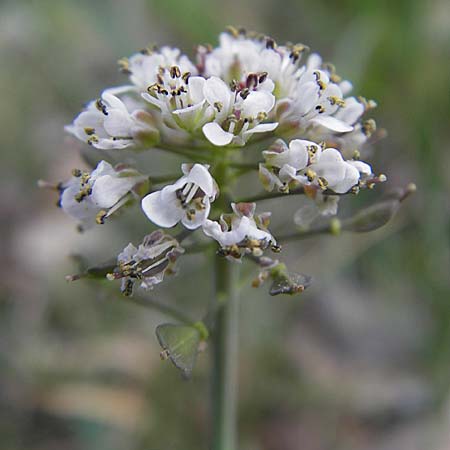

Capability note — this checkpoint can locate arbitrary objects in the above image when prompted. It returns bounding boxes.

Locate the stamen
[95,98,108,115]
[185,185,200,204]
[170,65,181,78]
[328,96,345,107]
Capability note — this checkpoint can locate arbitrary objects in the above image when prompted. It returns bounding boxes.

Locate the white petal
[258,78,275,93]
[235,216,273,243]
[347,160,372,175]
[203,216,273,247]
[278,164,297,182]
[90,161,115,179]
[188,76,206,104]
[241,91,275,118]
[331,163,360,193]
[202,219,225,243]
[60,182,99,227]
[94,138,134,150]
[101,92,127,112]
[103,110,134,137]
[295,81,319,115]
[259,49,282,79]
[91,175,136,208]
[310,115,353,132]
[202,122,234,146]
[287,139,310,169]
[310,148,346,186]
[307,53,322,70]
[242,122,278,140]
[203,76,233,112]
[318,148,345,164]
[335,97,364,125]
[141,92,164,109]
[186,164,215,197]
[339,80,353,96]
[172,101,206,130]
[141,191,183,228]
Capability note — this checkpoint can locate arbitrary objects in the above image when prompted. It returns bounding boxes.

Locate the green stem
[148,173,179,184]
[211,256,240,450]
[154,143,210,162]
[237,186,305,203]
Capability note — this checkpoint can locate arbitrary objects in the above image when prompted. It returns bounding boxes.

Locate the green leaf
[156,324,201,379]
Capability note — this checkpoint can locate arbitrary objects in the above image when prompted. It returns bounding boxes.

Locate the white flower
[202,31,305,99]
[60,161,146,229]
[202,202,275,259]
[122,46,198,92]
[260,138,373,194]
[66,89,158,149]
[201,76,278,146]
[108,230,185,295]
[141,164,218,230]
[142,73,278,147]
[142,72,214,133]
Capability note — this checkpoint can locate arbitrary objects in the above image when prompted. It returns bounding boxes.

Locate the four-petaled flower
[60,161,146,229]
[141,164,218,229]
[66,89,159,149]
[203,202,276,260]
[107,230,185,295]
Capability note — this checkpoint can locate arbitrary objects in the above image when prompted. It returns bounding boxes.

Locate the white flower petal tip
[141,191,183,228]
[202,122,233,146]
[310,116,354,133]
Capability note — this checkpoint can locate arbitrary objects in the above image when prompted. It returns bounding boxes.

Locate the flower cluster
[67,29,377,152]
[46,28,390,295]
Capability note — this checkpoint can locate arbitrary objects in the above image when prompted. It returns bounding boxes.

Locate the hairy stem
[211,256,240,450]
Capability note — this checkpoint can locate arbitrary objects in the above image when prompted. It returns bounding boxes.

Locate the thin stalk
[126,294,194,325]
[237,186,305,203]
[148,173,179,184]
[154,144,210,162]
[211,256,240,450]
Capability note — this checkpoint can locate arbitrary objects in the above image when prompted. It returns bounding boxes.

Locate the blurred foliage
[0,0,449,449]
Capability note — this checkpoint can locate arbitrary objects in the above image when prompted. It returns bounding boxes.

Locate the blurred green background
[1,0,449,449]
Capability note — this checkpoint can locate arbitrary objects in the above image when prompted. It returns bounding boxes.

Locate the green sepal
[269,272,312,296]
